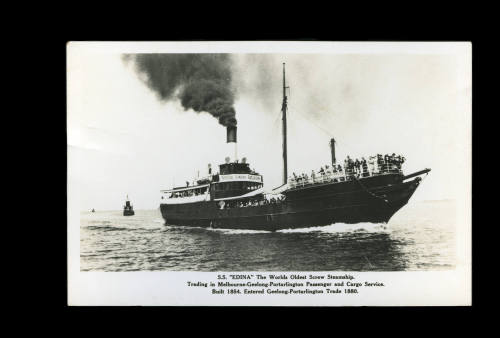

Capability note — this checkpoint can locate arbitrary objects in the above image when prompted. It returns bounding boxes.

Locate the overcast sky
[68,43,471,211]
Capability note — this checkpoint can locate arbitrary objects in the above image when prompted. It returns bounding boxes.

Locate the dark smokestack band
[227,126,237,143]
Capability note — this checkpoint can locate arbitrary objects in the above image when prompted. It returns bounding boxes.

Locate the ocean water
[80,200,456,271]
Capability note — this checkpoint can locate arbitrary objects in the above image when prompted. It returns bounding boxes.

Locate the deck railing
[288,162,402,189]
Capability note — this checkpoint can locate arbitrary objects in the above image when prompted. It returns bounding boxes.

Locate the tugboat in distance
[123,195,135,216]
[91,208,95,213]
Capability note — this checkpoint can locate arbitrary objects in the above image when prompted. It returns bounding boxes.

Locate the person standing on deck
[348,156,354,174]
[368,156,375,175]
[354,159,360,175]
[390,153,397,172]
[362,157,368,177]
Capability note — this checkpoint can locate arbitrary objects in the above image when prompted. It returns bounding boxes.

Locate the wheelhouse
[159,160,264,203]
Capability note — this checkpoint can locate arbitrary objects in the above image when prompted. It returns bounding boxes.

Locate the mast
[282,63,289,185]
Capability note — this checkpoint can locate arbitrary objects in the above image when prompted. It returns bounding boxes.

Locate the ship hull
[160,174,423,231]
[123,210,135,216]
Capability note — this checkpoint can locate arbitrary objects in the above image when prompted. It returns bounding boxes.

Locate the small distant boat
[91,208,95,213]
[123,195,135,216]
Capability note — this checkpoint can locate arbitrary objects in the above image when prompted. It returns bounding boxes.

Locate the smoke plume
[124,54,236,127]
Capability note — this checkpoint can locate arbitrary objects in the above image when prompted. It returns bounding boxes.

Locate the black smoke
[123,54,236,127]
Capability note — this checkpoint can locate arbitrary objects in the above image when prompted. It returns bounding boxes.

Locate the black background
[22,6,485,332]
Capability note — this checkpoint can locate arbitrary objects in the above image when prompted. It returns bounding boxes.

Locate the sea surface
[80,200,456,271]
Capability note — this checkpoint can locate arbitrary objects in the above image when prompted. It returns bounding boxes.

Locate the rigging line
[354,176,388,203]
[272,108,282,130]
[258,108,286,161]
[289,109,357,156]
[287,84,357,155]
[288,106,337,140]
[284,92,358,159]
[286,93,334,137]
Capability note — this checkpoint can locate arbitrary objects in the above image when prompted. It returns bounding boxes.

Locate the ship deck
[159,173,424,231]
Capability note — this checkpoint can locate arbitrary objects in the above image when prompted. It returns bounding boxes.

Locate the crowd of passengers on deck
[219,195,285,209]
[289,153,406,186]
[168,187,208,198]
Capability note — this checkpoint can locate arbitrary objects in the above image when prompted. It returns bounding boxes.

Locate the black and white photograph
[67,42,471,305]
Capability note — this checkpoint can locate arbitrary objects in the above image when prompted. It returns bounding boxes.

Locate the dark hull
[123,210,135,216]
[160,174,422,231]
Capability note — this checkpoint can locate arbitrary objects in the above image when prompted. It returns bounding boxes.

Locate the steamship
[159,64,430,231]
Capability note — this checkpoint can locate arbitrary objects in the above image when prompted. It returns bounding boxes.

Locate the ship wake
[206,228,272,234]
[277,222,389,234]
